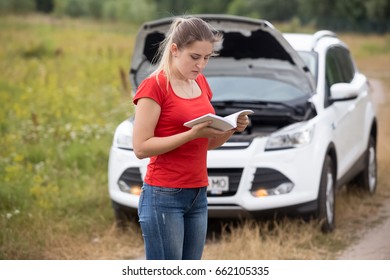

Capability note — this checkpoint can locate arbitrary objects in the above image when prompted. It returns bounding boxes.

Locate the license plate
[208,176,229,194]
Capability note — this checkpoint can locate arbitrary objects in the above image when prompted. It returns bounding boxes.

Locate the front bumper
[108,136,325,217]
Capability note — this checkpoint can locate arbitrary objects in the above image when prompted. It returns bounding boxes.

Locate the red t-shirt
[133,72,215,188]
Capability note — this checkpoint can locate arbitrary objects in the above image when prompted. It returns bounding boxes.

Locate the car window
[326,47,344,87]
[207,76,307,102]
[324,46,356,107]
[324,47,344,107]
[335,47,355,83]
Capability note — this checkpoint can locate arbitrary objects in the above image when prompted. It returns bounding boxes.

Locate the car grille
[207,168,243,197]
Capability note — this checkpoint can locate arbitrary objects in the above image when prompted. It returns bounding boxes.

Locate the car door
[325,46,367,178]
[337,47,369,159]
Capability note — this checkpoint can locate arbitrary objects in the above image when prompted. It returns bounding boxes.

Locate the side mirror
[329,83,358,103]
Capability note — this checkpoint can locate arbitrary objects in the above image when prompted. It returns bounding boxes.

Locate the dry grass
[203,219,334,260]
[42,224,144,260]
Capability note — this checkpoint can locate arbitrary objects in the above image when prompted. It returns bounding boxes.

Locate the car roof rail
[311,30,337,49]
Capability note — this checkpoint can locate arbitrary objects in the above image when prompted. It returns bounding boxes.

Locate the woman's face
[171,40,213,80]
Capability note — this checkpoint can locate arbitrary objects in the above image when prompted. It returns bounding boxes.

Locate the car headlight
[112,119,134,150]
[114,133,133,150]
[265,122,315,151]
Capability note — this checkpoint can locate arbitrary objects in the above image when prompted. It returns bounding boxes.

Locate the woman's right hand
[189,121,233,139]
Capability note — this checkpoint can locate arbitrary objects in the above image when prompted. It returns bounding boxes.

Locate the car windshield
[207,76,307,102]
[297,51,317,80]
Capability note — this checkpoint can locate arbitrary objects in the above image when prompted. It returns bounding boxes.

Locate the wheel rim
[326,168,334,224]
[368,145,377,193]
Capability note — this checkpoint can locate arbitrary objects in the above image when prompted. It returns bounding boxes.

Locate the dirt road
[338,199,390,259]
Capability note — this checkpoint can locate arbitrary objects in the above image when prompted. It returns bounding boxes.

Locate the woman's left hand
[235,114,250,132]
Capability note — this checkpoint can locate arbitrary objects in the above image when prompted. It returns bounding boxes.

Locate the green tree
[154,0,232,16]
[154,0,191,16]
[335,0,367,21]
[88,0,104,19]
[102,0,156,23]
[0,0,35,14]
[365,0,390,32]
[227,0,261,19]
[35,0,54,13]
[298,0,390,32]
[366,0,390,20]
[298,0,337,24]
[257,0,299,21]
[53,0,87,17]
[64,0,88,17]
[188,0,233,14]
[227,0,298,21]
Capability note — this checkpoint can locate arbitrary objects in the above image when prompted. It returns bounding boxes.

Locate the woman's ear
[170,43,178,57]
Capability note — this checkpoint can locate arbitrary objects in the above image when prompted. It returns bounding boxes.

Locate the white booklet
[184,109,254,131]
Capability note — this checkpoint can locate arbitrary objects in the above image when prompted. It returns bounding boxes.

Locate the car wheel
[353,136,377,194]
[112,200,137,229]
[317,155,336,233]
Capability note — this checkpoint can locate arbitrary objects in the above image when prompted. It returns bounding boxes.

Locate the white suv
[108,15,377,232]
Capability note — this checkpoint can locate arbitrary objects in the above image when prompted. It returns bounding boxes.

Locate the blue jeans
[138,183,208,260]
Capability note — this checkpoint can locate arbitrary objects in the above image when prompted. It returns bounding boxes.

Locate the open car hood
[130,14,315,96]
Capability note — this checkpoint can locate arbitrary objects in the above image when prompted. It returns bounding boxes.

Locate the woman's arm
[133,97,230,159]
[207,114,250,150]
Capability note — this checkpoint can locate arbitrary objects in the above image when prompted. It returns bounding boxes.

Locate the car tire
[112,200,137,230]
[317,155,336,233]
[350,135,377,194]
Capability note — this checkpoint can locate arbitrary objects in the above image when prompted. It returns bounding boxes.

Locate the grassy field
[0,15,143,259]
[1,15,390,260]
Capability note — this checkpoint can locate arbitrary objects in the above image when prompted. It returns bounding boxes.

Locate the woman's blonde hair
[151,16,223,85]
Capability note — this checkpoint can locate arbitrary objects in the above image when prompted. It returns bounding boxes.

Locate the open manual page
[184,109,254,131]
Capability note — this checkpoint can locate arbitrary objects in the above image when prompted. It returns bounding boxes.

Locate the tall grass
[0,15,141,259]
[1,15,390,260]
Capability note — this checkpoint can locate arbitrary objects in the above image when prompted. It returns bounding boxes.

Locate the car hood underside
[130,14,315,94]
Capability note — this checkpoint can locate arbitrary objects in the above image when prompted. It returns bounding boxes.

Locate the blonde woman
[133,16,249,260]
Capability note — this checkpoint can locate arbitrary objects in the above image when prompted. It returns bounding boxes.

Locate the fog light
[118,180,142,195]
[251,182,294,197]
[251,189,269,197]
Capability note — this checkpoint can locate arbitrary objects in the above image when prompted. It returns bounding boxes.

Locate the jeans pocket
[153,187,183,208]
[154,187,182,195]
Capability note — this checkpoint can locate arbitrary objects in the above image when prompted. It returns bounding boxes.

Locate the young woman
[132,16,250,260]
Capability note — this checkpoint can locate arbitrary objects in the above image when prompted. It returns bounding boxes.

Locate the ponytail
[151,16,223,89]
